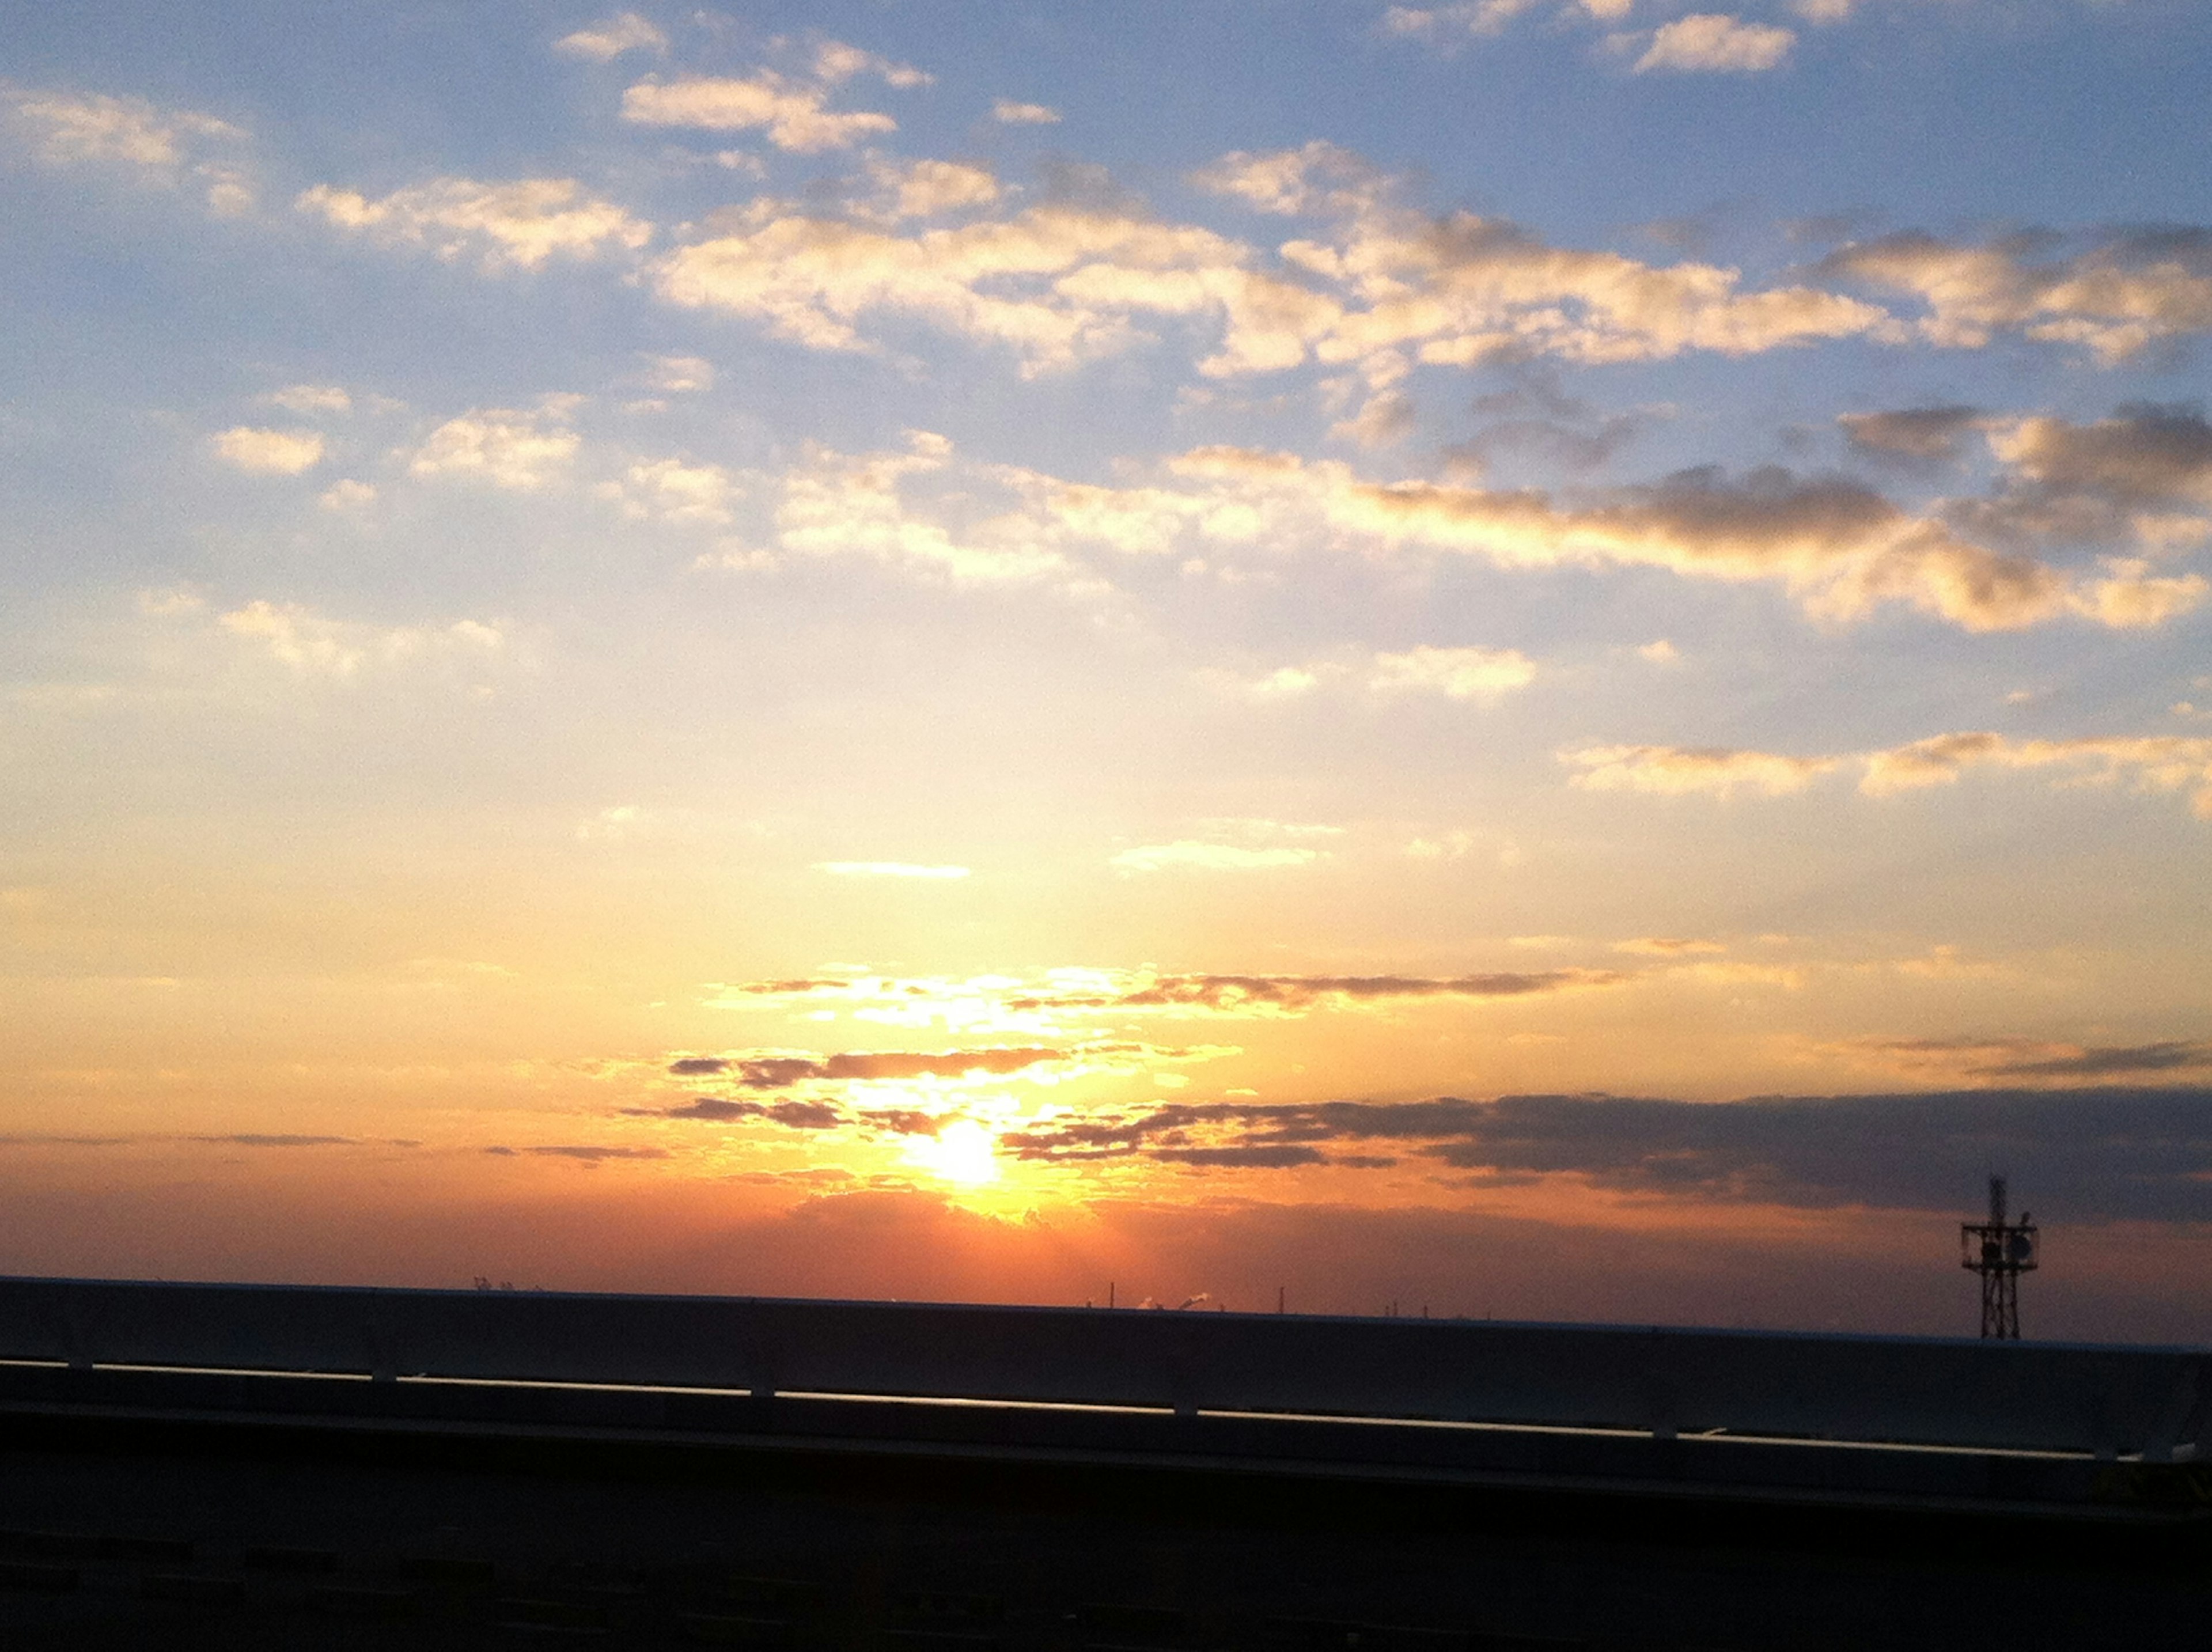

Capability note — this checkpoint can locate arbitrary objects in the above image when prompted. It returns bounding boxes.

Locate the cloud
[642,354,715,394]
[1187,449,2091,632]
[998,1086,2212,1222]
[409,401,581,491]
[318,480,376,511]
[1633,14,1796,74]
[810,41,933,89]
[209,426,325,476]
[1823,227,2212,362]
[212,600,503,677]
[1381,2,1548,40]
[815,861,971,879]
[1847,1037,2212,1085]
[861,157,1002,221]
[297,177,651,271]
[620,75,897,152]
[1857,730,2212,817]
[265,384,353,415]
[1567,729,2212,819]
[7,88,249,212]
[1838,405,1984,464]
[992,99,1060,125]
[706,965,1627,1023]
[653,141,1890,378]
[1986,404,2212,508]
[601,456,738,524]
[554,12,668,60]
[1563,744,1843,798]
[1368,645,1536,699]
[510,1144,672,1162]
[1111,842,1323,873]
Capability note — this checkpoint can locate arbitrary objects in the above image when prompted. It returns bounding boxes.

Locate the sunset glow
[5,0,2211,1342]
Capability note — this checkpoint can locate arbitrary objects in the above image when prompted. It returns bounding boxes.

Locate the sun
[911,1118,1001,1187]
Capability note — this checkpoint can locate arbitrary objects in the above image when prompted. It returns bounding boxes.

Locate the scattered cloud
[1838,404,1985,465]
[318,479,376,511]
[7,86,250,212]
[997,1085,2212,1222]
[621,74,897,153]
[209,426,325,476]
[1368,645,1536,699]
[1111,841,1324,873]
[815,861,971,879]
[1632,14,1796,75]
[213,600,503,677]
[1568,729,2212,819]
[600,456,738,524]
[1565,743,1841,798]
[707,965,1626,1024]
[992,99,1061,125]
[1823,227,2212,363]
[554,12,668,61]
[297,177,651,271]
[264,384,353,415]
[408,399,581,490]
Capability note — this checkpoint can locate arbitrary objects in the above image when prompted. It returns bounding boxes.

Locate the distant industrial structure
[1962,1174,2038,1339]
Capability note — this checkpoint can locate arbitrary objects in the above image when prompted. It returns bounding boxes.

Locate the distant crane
[1960,1175,2037,1339]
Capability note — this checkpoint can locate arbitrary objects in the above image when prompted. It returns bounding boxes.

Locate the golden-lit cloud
[408,400,581,491]
[599,456,738,524]
[209,426,325,475]
[1823,228,2212,361]
[1565,744,1842,797]
[553,12,667,62]
[214,600,504,677]
[1110,842,1323,873]
[7,86,252,213]
[1632,14,1796,74]
[297,177,651,270]
[264,384,353,415]
[1569,729,2212,819]
[991,99,1060,124]
[620,74,898,153]
[1367,645,1536,699]
[815,862,972,879]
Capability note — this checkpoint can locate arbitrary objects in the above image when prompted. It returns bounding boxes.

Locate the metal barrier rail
[1,1277,2202,1460]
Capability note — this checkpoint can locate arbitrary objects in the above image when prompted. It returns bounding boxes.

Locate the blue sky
[4,0,2211,1332]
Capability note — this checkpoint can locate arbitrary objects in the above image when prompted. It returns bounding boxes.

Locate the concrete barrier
[0,1277,2202,1460]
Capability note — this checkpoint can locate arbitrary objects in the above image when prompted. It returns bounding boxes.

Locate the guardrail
[1,1277,2202,1461]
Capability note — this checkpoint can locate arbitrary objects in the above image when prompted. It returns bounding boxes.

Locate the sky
[4,0,2212,1341]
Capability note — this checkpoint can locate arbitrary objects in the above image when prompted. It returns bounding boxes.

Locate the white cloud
[1563,744,1841,797]
[297,177,651,271]
[408,401,581,491]
[642,354,715,394]
[9,88,241,169]
[992,99,1060,125]
[1382,2,1547,39]
[601,456,738,524]
[620,74,897,152]
[1368,645,1536,699]
[215,601,503,677]
[1110,842,1323,873]
[9,88,252,213]
[862,157,1002,221]
[265,384,351,414]
[1824,230,2212,363]
[209,426,325,475]
[816,861,971,879]
[318,479,376,511]
[1567,730,2212,820]
[810,41,933,89]
[1633,14,1796,74]
[554,12,668,61]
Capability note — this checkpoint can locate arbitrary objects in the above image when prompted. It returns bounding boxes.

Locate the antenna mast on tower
[1960,1175,2037,1339]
